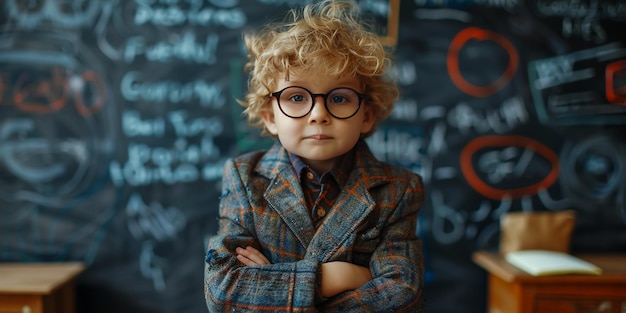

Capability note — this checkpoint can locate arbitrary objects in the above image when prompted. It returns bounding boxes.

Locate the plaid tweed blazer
[205,139,424,312]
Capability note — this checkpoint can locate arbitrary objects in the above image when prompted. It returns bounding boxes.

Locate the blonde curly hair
[239,0,398,137]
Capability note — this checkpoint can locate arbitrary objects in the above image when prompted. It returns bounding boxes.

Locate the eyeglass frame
[269,86,368,119]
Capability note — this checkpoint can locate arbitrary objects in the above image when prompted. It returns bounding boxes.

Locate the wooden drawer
[0,263,84,313]
[473,252,626,313]
[535,298,618,313]
[0,294,43,313]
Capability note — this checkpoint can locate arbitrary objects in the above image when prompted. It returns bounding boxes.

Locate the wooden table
[0,263,84,313]
[473,251,626,313]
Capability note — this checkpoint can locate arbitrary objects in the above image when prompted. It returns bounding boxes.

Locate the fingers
[236,246,271,266]
[236,252,257,266]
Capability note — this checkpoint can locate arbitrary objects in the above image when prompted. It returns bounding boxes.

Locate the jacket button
[306,171,314,180]
[316,208,326,217]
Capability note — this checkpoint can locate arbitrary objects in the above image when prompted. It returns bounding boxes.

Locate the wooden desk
[0,263,84,313]
[473,251,626,313]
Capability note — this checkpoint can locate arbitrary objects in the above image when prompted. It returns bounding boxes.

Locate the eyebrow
[279,82,362,91]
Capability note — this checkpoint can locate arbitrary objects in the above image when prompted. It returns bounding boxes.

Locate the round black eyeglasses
[270,86,367,119]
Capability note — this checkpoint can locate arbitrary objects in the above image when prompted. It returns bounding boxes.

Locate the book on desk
[505,250,603,276]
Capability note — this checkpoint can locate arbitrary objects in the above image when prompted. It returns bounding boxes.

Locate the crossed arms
[204,158,424,312]
[236,246,372,298]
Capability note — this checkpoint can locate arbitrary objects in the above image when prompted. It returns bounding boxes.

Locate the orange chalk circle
[447,27,519,98]
[605,59,626,105]
[74,70,106,116]
[11,70,105,116]
[13,73,68,114]
[460,135,559,200]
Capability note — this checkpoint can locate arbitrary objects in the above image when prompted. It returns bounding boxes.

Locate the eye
[281,88,310,104]
[330,95,349,103]
[289,94,306,102]
[328,89,358,104]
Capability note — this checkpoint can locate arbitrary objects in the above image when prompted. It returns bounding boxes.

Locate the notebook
[505,250,602,276]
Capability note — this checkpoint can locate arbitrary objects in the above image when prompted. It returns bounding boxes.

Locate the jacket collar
[256,139,388,258]
[255,139,387,186]
[287,147,354,189]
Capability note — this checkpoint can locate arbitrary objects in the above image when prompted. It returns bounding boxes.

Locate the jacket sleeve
[320,173,425,313]
[204,158,320,313]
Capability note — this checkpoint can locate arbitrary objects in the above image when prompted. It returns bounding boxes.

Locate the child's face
[262,69,375,174]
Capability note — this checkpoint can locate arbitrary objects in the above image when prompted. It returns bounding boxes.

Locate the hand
[236,246,271,266]
[320,262,372,298]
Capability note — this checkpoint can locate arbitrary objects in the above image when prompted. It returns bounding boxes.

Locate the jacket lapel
[306,141,388,261]
[306,173,376,261]
[258,140,388,260]
[260,145,316,249]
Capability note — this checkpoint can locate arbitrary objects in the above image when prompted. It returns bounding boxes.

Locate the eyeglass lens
[275,86,362,119]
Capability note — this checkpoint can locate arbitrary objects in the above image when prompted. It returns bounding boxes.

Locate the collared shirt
[288,149,354,227]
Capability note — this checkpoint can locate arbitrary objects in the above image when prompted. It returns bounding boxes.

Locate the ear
[261,110,278,135]
[360,106,376,134]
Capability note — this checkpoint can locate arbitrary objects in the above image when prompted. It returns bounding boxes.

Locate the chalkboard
[1,1,625,313]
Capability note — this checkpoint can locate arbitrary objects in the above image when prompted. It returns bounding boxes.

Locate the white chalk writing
[120,71,226,108]
[535,0,626,19]
[414,0,519,10]
[109,137,224,186]
[134,2,246,28]
[124,32,219,64]
[123,111,166,138]
[367,128,425,173]
[391,99,419,121]
[447,96,528,135]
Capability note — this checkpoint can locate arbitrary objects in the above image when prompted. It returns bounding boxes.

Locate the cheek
[273,116,302,137]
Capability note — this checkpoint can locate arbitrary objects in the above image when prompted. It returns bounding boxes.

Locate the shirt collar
[288,148,354,187]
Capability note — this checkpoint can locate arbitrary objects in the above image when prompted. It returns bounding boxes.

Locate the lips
[306,134,332,140]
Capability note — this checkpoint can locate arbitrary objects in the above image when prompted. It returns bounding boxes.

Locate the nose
[308,95,330,124]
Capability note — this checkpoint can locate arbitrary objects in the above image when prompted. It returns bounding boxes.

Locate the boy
[204,0,424,311]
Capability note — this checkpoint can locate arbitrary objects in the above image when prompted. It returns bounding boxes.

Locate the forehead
[275,68,362,91]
